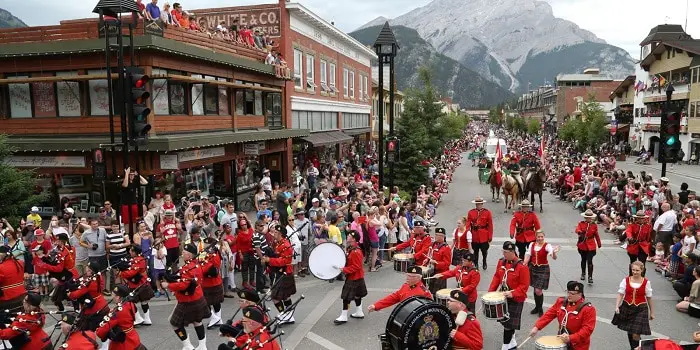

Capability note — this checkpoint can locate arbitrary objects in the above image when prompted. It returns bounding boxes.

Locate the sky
[2,0,698,57]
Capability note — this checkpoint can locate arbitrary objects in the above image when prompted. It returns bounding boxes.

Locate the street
[37,156,698,350]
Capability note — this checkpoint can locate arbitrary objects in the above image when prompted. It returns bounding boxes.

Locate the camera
[92,243,99,250]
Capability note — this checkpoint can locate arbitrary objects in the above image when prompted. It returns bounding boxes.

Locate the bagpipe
[161,259,201,296]
[219,277,287,338]
[40,247,75,283]
[98,283,150,343]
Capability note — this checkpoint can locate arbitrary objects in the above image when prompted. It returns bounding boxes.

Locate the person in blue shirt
[145,0,161,21]
[256,198,272,220]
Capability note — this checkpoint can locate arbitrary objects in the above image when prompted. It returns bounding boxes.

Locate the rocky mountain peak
[0,8,27,28]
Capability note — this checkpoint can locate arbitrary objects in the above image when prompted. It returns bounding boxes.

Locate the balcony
[642,83,690,103]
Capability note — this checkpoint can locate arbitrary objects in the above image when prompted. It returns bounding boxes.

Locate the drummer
[333,230,367,325]
[529,281,597,350]
[447,289,483,350]
[434,253,480,312]
[389,222,432,266]
[488,241,530,350]
[367,265,432,313]
[425,228,451,295]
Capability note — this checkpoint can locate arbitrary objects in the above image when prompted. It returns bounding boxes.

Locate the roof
[0,35,275,76]
[373,22,399,49]
[92,0,140,15]
[640,39,700,69]
[556,73,614,82]
[640,24,692,45]
[609,75,636,100]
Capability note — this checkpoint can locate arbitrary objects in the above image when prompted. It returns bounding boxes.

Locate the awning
[343,127,371,136]
[605,123,630,131]
[301,131,353,147]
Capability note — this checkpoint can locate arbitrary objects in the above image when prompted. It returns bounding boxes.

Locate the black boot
[530,294,543,315]
[588,264,594,284]
[482,260,487,270]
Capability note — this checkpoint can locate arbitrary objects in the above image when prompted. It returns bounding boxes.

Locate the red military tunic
[452,311,483,350]
[622,277,648,306]
[395,233,432,265]
[575,222,601,252]
[200,252,223,288]
[60,330,98,349]
[509,212,541,243]
[119,256,149,289]
[428,242,451,274]
[0,311,51,349]
[534,297,596,350]
[441,266,480,303]
[67,276,108,316]
[96,301,143,350]
[467,208,493,244]
[34,245,78,281]
[0,259,25,303]
[626,223,652,256]
[234,326,281,350]
[343,245,364,281]
[488,259,530,303]
[372,282,433,311]
[167,259,204,303]
[267,240,293,274]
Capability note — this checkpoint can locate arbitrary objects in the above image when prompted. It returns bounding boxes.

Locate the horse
[501,171,519,213]
[522,167,546,212]
[488,168,501,202]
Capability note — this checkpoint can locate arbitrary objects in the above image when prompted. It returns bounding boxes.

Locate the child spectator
[152,240,167,297]
[30,229,52,298]
[666,235,683,278]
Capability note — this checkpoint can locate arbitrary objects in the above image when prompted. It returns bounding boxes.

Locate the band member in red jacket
[523,230,559,316]
[435,252,480,312]
[466,195,493,269]
[96,284,147,350]
[59,312,99,349]
[118,246,154,326]
[199,242,224,329]
[162,244,210,350]
[0,245,26,314]
[67,261,109,331]
[488,241,530,350]
[576,210,602,284]
[426,228,452,295]
[368,265,433,312]
[509,200,541,260]
[390,221,432,265]
[529,281,597,350]
[261,224,297,325]
[219,306,280,350]
[33,235,79,313]
[333,230,368,325]
[626,212,652,276]
[447,289,483,350]
[0,292,51,350]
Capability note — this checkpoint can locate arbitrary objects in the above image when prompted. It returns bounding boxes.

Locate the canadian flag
[539,138,546,166]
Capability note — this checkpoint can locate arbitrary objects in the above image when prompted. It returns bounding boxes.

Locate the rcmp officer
[626,212,653,274]
[118,245,154,326]
[0,245,26,314]
[218,306,280,350]
[576,210,602,284]
[434,253,480,312]
[96,284,147,350]
[465,195,493,269]
[530,281,597,350]
[447,290,483,350]
[389,221,432,265]
[509,200,541,259]
[0,292,51,349]
[367,265,432,313]
[488,241,530,350]
[425,228,451,295]
[59,312,99,349]
[333,230,368,325]
[261,224,297,325]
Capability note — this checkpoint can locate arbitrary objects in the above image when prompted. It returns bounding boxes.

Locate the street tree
[556,96,609,152]
[0,134,48,223]
[527,118,540,135]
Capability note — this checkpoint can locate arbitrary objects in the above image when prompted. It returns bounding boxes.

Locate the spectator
[4,228,25,262]
[80,218,110,295]
[152,240,167,297]
[654,202,677,254]
[237,215,255,290]
[103,201,117,220]
[30,229,52,298]
[135,0,146,17]
[265,50,276,65]
[674,253,698,300]
[27,206,42,229]
[70,225,88,275]
[252,220,270,293]
[160,2,173,25]
[219,201,238,231]
[156,209,181,269]
[145,0,160,21]
[121,167,148,233]
[97,207,112,229]
[676,265,700,313]
[106,219,131,291]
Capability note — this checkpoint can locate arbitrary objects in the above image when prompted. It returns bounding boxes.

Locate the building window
[204,84,219,115]
[329,63,337,94]
[191,74,204,115]
[56,71,81,117]
[358,75,364,101]
[692,67,700,84]
[306,54,316,91]
[320,60,328,92]
[363,76,369,101]
[169,79,187,115]
[343,68,349,97]
[293,49,303,88]
[87,69,117,116]
[218,78,229,116]
[691,102,696,119]
[349,71,355,98]
[151,68,170,115]
[234,81,264,116]
[265,92,282,128]
[7,76,32,118]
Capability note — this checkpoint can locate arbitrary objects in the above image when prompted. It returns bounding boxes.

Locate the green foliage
[505,115,514,130]
[488,107,504,125]
[527,118,540,135]
[0,134,48,224]
[512,117,527,133]
[556,97,609,152]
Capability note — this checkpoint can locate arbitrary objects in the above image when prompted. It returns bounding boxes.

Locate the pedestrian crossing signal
[659,111,681,163]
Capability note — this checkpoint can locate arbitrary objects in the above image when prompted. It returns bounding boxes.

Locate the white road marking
[283,286,341,350]
[306,331,346,350]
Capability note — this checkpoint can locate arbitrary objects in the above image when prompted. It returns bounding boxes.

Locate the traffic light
[386,137,400,163]
[126,67,151,146]
[659,111,681,163]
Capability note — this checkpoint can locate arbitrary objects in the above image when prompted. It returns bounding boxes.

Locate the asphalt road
[33,156,699,350]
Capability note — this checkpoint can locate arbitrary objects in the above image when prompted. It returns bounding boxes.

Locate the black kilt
[132,283,155,303]
[79,306,109,331]
[615,302,651,335]
[51,283,68,305]
[452,249,469,266]
[270,272,296,301]
[203,285,224,306]
[169,296,211,328]
[529,264,551,290]
[0,294,26,314]
[340,278,368,301]
[498,299,524,330]
[429,278,447,295]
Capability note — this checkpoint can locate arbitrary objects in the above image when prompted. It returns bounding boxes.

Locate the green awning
[7,129,310,152]
[301,130,353,147]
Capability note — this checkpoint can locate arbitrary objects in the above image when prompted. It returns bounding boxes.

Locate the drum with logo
[308,242,346,280]
[393,253,415,273]
[535,335,567,350]
[435,289,453,307]
[382,296,454,350]
[481,291,508,320]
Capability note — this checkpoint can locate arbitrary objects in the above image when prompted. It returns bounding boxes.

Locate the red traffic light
[133,75,149,89]
[388,140,396,152]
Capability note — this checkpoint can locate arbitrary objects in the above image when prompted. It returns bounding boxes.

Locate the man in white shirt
[219,201,238,231]
[653,202,677,254]
[260,169,272,198]
[293,208,312,277]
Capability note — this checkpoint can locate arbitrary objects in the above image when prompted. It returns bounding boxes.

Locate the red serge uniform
[96,302,143,350]
[428,242,451,274]
[509,212,540,243]
[267,240,293,274]
[534,297,596,350]
[33,248,79,282]
[372,282,432,311]
[575,222,601,252]
[201,252,223,288]
[488,259,530,302]
[168,259,204,302]
[68,277,108,316]
[61,330,98,349]
[0,311,51,349]
[394,233,432,265]
[119,256,149,289]
[452,311,484,350]
[625,222,652,256]
[157,220,179,250]
[343,245,364,280]
[467,208,493,244]
[0,259,26,303]
[235,327,280,350]
[441,266,480,303]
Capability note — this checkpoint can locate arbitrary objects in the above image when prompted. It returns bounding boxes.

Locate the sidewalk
[618,160,700,180]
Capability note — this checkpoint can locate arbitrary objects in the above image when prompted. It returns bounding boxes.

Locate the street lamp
[373,22,398,191]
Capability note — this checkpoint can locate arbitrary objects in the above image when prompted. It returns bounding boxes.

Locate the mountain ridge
[0,8,27,29]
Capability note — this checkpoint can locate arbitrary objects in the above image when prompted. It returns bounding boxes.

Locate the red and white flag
[494,140,503,172]
[539,137,546,166]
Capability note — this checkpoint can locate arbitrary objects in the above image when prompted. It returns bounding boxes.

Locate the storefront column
[285,138,293,184]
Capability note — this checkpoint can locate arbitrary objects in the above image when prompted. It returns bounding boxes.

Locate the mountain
[0,8,27,28]
[350,25,514,108]
[358,0,635,92]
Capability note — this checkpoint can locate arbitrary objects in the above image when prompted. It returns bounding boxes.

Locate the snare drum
[421,265,435,285]
[308,242,346,280]
[393,254,415,273]
[535,335,567,350]
[481,291,508,320]
[435,289,452,307]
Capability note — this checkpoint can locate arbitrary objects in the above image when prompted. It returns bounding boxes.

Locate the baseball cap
[30,206,39,213]
[312,198,319,203]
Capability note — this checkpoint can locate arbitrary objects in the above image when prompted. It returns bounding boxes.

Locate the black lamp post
[373,22,398,191]
[661,83,675,177]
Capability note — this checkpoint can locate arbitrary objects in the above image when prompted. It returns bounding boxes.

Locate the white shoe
[508,337,518,349]
[181,338,195,350]
[194,335,207,350]
[501,344,510,350]
[134,310,144,325]
[351,302,364,319]
[142,310,152,325]
[207,310,222,329]
[279,312,295,325]
[334,310,348,325]
[100,339,110,350]
[621,242,628,249]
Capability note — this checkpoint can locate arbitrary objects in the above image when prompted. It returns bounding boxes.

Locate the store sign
[160,154,179,170]
[178,147,226,163]
[4,155,86,168]
[243,142,265,156]
[195,7,281,37]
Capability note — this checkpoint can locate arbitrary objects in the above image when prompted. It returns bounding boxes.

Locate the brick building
[555,68,620,124]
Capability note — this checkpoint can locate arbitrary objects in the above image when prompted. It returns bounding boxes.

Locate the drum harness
[557,298,591,336]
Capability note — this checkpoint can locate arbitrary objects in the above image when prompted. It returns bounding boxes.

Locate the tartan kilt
[615,302,651,335]
[51,283,68,305]
[132,283,155,303]
[429,278,447,295]
[498,299,524,330]
[79,306,109,331]
[452,249,469,266]
[203,285,224,306]
[169,296,211,328]
[0,294,26,314]
[340,278,368,301]
[529,264,551,290]
[270,272,296,301]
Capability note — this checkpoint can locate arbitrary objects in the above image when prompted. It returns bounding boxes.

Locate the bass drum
[308,242,346,280]
[384,297,455,350]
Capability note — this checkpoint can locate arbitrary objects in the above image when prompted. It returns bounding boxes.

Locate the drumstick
[517,336,532,348]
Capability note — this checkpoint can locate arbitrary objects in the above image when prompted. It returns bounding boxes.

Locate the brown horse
[522,167,547,212]
[488,168,501,202]
[501,172,519,212]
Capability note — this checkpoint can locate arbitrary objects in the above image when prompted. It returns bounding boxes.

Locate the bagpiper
[219,289,268,339]
[118,246,154,326]
[434,252,480,312]
[389,221,432,265]
[58,312,99,349]
[333,230,368,325]
[200,239,225,329]
[261,224,297,325]
[509,200,541,260]
[0,292,51,349]
[466,195,493,269]
[425,228,451,295]
[219,306,280,350]
[67,261,109,332]
[0,245,26,315]
[96,284,147,350]
[33,233,78,312]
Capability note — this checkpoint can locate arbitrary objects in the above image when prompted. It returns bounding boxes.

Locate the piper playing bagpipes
[96,284,147,350]
[118,245,154,326]
[0,292,51,350]
[33,233,78,312]
[66,261,110,332]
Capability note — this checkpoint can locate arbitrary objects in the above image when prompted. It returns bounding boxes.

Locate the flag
[539,137,546,166]
[659,74,666,87]
[494,140,503,172]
